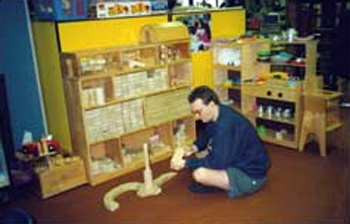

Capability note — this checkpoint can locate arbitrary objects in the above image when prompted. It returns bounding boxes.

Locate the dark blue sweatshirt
[185,105,270,179]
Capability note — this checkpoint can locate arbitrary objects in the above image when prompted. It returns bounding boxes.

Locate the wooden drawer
[38,159,87,199]
[243,85,299,102]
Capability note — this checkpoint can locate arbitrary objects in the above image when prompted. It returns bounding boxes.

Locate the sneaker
[188,181,223,194]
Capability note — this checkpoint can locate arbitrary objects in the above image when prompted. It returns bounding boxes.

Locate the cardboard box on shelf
[96,1,155,18]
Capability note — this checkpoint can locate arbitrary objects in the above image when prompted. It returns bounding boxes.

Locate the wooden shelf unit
[270,40,317,89]
[242,80,303,149]
[232,39,316,150]
[213,38,342,154]
[60,23,195,185]
[212,39,270,110]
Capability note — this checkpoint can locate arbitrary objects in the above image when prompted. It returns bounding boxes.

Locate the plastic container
[150,1,168,12]
[32,0,88,21]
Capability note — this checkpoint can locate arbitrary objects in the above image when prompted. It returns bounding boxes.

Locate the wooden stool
[298,90,343,157]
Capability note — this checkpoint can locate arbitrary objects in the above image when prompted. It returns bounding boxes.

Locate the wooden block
[171,147,184,167]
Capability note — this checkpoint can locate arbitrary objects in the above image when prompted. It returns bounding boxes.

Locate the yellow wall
[33,16,167,151]
[174,9,246,87]
[211,9,246,39]
[58,15,167,52]
[192,51,213,87]
[33,10,245,152]
[32,22,72,152]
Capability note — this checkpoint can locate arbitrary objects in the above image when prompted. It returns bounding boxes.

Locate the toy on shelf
[20,135,60,159]
[15,134,87,199]
[16,134,62,173]
[103,143,177,212]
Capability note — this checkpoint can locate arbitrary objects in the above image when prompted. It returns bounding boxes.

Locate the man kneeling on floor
[171,85,271,198]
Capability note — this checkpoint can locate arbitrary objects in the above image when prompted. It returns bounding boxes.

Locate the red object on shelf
[290,60,306,66]
[21,139,60,157]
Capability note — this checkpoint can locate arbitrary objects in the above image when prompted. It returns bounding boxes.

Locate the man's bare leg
[192,167,231,190]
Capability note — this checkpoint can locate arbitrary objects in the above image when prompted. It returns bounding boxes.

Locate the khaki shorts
[226,167,266,198]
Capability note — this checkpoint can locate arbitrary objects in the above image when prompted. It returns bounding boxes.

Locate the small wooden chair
[298,90,343,156]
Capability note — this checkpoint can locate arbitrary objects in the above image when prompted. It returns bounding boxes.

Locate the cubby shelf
[214,64,241,71]
[79,65,165,82]
[259,129,297,149]
[167,58,191,66]
[242,80,302,149]
[84,85,190,111]
[214,38,342,154]
[214,83,241,90]
[212,38,315,150]
[212,38,270,111]
[245,110,295,125]
[90,146,173,186]
[226,84,241,91]
[86,113,193,145]
[61,23,195,185]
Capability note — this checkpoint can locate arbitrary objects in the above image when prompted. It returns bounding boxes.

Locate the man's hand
[170,147,185,171]
[170,157,185,171]
[183,146,195,157]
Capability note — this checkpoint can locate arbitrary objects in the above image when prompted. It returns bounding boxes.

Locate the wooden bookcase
[212,39,270,111]
[60,23,195,185]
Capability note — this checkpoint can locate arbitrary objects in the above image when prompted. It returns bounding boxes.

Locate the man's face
[190,98,214,123]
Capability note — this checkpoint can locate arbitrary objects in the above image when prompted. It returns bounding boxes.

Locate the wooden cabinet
[212,39,270,111]
[212,38,317,149]
[250,40,316,149]
[213,38,342,154]
[242,80,302,149]
[60,23,195,185]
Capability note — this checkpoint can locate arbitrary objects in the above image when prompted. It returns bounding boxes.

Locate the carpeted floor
[1,142,348,224]
[1,109,349,224]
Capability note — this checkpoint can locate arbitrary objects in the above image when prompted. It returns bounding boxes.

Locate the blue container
[150,1,168,12]
[32,0,88,21]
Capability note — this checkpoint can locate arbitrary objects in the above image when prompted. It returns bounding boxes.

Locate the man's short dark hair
[188,85,220,105]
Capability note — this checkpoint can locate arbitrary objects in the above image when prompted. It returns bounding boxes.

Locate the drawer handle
[278,92,283,98]
[267,91,272,96]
